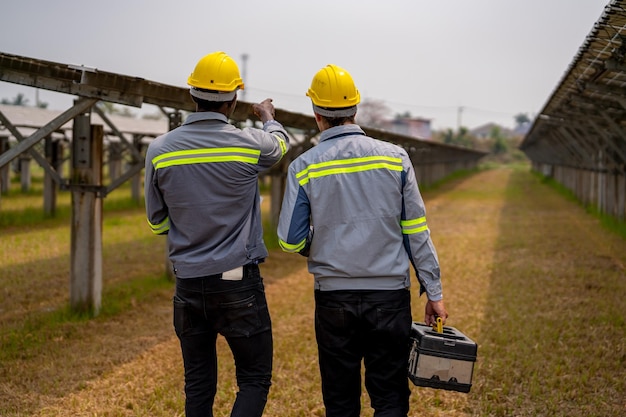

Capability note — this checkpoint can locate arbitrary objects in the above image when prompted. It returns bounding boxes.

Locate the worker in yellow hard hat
[278,64,448,417]
[145,51,290,417]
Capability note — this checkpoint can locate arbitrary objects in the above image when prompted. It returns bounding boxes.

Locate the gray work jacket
[145,111,289,278]
[277,124,442,300]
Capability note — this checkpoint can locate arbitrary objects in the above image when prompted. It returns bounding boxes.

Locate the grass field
[0,164,625,416]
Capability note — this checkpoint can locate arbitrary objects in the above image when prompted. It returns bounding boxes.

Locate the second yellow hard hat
[306,64,360,109]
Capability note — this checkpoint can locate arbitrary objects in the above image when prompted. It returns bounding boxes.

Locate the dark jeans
[174,264,273,417]
[315,289,412,417]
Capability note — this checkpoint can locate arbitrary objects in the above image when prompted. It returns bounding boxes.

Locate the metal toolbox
[408,322,477,393]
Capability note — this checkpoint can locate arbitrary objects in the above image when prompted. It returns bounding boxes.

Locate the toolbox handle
[425,328,466,340]
[432,316,443,333]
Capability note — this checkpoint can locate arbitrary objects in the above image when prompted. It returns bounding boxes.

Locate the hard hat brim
[190,88,238,102]
[312,104,357,118]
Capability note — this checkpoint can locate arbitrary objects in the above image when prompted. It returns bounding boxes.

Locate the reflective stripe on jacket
[277,124,442,299]
[144,112,289,278]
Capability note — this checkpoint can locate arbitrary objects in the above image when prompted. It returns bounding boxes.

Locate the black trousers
[174,264,273,417]
[314,289,412,417]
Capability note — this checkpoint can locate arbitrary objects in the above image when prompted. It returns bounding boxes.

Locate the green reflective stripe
[152,147,261,170]
[279,238,306,253]
[148,217,170,234]
[273,134,288,156]
[296,156,402,185]
[401,216,428,234]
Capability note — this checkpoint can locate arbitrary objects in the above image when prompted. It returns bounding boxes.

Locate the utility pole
[241,53,249,102]
[457,106,464,131]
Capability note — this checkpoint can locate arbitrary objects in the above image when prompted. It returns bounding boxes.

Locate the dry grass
[1,165,625,416]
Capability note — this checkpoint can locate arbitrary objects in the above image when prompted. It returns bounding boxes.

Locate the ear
[224,97,237,115]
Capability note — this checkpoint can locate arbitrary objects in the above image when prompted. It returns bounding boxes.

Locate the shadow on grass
[472,168,626,416]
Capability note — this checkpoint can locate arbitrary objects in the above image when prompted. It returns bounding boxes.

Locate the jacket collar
[319,124,366,143]
[183,111,229,125]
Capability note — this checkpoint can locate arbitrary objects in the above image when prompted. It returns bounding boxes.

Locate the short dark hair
[191,96,229,112]
[191,88,236,112]
[321,114,356,127]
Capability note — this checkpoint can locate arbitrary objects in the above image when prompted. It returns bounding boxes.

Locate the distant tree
[117,107,135,118]
[439,126,474,148]
[142,112,165,120]
[456,127,475,148]
[489,125,508,155]
[1,93,29,106]
[96,101,135,117]
[441,128,454,145]
[97,101,117,114]
[514,113,531,129]
[395,111,411,119]
[356,98,391,128]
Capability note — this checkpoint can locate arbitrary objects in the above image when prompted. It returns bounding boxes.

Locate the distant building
[382,116,432,140]
[470,122,515,140]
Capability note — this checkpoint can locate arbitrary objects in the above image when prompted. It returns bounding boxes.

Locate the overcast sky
[0,0,611,131]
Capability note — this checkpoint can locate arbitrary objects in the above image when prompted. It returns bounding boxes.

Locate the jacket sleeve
[401,159,442,300]
[277,161,312,255]
[249,120,290,170]
[144,146,170,235]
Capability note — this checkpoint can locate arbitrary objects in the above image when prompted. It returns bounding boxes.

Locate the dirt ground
[1,166,624,416]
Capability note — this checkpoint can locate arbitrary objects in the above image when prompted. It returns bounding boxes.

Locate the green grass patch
[589,206,626,240]
[419,168,479,192]
[263,218,280,250]
[535,170,626,239]
[0,182,143,228]
[0,273,172,364]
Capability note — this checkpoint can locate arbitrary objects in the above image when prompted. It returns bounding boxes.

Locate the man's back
[145,112,288,278]
[279,123,418,290]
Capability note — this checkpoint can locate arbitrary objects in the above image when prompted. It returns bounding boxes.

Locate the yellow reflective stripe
[279,238,306,253]
[152,147,261,170]
[147,217,170,234]
[296,156,402,185]
[400,216,428,234]
[273,134,288,156]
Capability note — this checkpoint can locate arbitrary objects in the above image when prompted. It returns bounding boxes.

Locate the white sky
[0,0,611,131]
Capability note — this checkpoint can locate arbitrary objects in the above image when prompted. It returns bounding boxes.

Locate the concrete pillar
[43,135,63,216]
[0,135,9,197]
[19,154,31,192]
[130,134,143,202]
[270,173,284,230]
[70,113,103,316]
[108,141,124,181]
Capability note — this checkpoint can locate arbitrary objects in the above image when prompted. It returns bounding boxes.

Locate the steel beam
[0,98,97,169]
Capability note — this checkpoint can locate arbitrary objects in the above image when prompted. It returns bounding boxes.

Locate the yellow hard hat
[187,51,244,93]
[306,64,360,109]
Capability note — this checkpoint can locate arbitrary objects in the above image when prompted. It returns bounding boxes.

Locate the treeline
[431,125,528,164]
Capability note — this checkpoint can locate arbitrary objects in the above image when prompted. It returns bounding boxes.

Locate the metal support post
[70,110,104,316]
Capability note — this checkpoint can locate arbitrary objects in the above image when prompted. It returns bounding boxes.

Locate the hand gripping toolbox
[408,322,477,393]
